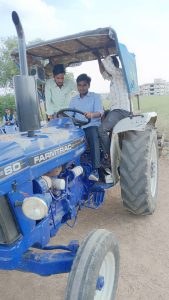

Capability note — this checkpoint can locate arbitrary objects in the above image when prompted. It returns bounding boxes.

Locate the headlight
[22,194,51,220]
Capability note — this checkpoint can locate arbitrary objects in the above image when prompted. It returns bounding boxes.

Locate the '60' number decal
[4,162,22,176]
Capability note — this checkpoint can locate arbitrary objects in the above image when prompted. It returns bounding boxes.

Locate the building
[139,79,169,96]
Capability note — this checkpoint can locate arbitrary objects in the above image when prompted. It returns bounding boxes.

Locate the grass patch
[102,95,169,138]
[134,95,169,138]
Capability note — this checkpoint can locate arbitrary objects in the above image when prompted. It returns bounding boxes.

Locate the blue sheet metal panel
[0,175,84,269]
[0,140,30,194]
[0,121,86,189]
[0,120,86,271]
[17,250,76,275]
[118,43,139,96]
[0,141,24,165]
[8,181,35,234]
[0,167,31,196]
[0,217,50,269]
[28,135,86,178]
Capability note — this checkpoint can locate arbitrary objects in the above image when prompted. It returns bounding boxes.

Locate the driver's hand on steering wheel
[84,112,93,119]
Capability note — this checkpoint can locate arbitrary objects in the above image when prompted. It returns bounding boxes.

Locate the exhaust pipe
[12,11,40,134]
[12,11,28,76]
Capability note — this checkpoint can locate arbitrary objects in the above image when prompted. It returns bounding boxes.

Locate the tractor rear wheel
[65,229,119,300]
[120,126,158,215]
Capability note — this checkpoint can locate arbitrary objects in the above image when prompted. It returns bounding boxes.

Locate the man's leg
[84,126,100,169]
[98,109,130,157]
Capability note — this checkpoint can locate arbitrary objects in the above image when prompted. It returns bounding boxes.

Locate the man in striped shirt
[96,50,131,166]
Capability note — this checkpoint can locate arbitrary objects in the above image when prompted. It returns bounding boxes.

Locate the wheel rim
[150,141,158,198]
[94,251,115,300]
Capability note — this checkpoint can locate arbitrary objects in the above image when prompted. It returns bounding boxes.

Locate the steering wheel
[56,108,91,127]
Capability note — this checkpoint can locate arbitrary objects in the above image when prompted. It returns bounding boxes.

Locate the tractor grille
[0,196,20,244]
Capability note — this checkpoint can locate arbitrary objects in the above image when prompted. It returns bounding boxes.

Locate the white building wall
[139,79,169,96]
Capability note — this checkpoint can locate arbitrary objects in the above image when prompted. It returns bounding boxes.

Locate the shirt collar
[77,92,90,99]
[53,79,65,88]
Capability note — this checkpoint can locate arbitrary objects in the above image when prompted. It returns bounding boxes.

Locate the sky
[0,0,169,93]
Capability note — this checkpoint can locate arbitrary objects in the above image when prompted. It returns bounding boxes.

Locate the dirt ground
[0,157,169,300]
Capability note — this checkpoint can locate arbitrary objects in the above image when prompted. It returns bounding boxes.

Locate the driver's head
[53,64,65,87]
[76,74,91,96]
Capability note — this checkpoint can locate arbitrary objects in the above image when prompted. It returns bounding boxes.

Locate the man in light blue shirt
[45,64,76,119]
[69,73,103,181]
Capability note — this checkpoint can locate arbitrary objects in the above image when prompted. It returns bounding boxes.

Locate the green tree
[0,36,19,89]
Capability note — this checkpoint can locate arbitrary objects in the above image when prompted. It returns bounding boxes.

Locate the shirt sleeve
[102,55,116,77]
[102,70,112,81]
[93,94,104,115]
[45,80,54,115]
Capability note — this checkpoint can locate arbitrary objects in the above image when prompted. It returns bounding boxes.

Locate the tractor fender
[110,133,121,185]
[113,112,157,134]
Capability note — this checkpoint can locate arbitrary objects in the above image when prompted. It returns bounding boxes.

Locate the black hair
[76,73,91,85]
[112,56,119,68]
[53,64,65,76]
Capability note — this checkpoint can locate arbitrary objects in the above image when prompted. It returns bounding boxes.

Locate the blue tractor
[0,11,158,300]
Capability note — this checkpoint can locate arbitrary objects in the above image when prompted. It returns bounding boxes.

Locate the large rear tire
[120,126,158,215]
[65,229,120,300]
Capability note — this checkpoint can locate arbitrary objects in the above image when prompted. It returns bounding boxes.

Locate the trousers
[84,126,100,169]
[98,109,130,155]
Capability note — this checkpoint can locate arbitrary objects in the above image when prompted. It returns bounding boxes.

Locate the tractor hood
[11,27,139,96]
[0,120,86,193]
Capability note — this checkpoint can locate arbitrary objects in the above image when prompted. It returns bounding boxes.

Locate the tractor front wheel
[65,229,120,300]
